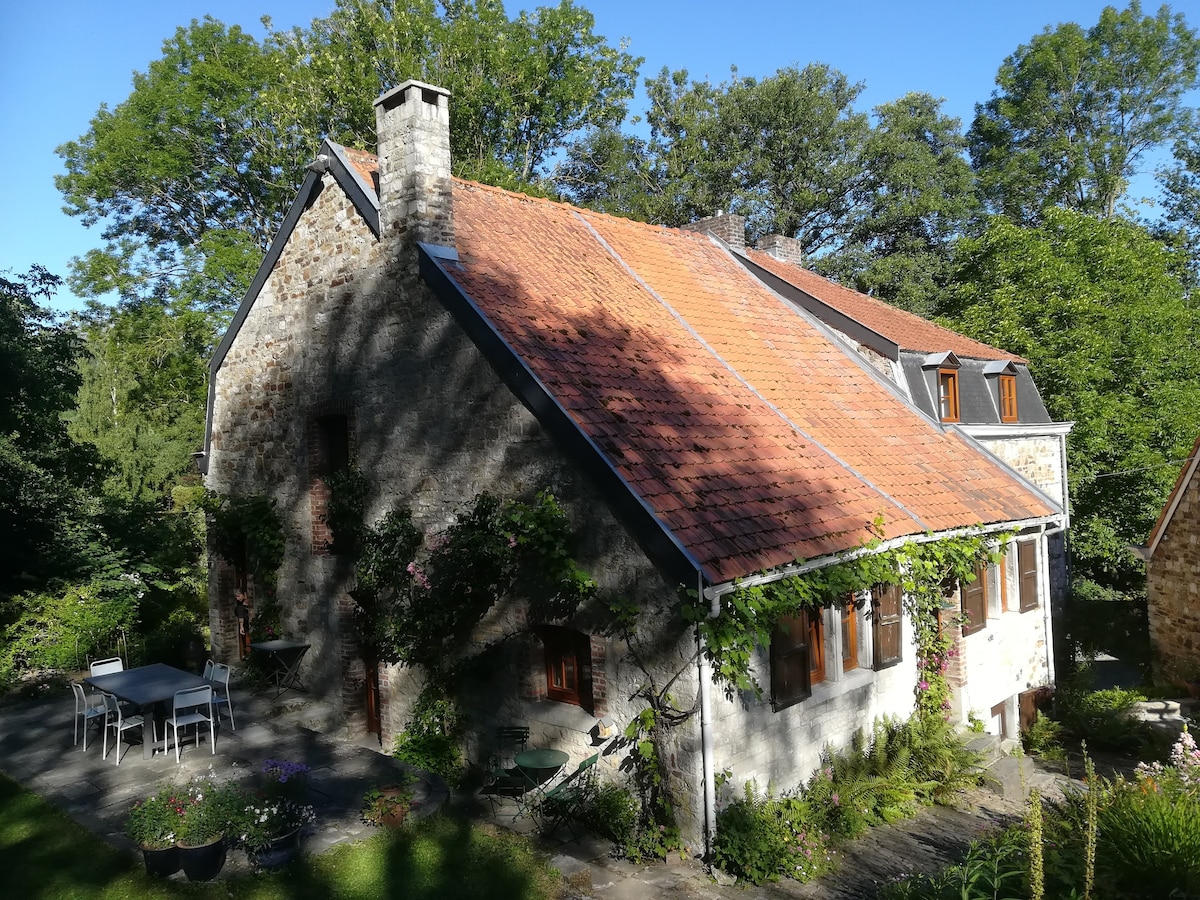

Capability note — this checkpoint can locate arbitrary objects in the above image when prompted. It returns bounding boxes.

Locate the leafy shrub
[1095,782,1200,896]
[1056,684,1153,755]
[391,690,463,784]
[578,783,637,846]
[712,783,832,885]
[1022,710,1065,759]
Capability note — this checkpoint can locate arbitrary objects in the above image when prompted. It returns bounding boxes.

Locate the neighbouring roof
[1142,433,1200,559]
[218,145,1060,586]
[741,249,1023,363]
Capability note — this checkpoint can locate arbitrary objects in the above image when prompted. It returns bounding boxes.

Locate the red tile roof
[743,249,1022,363]
[338,155,1055,583]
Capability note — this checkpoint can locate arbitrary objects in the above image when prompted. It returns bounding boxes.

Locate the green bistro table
[514,748,568,824]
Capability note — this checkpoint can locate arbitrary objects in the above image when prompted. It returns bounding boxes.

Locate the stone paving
[1,677,1058,898]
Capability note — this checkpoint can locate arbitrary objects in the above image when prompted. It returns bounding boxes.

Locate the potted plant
[361,777,415,827]
[175,775,242,882]
[236,759,316,869]
[125,786,185,877]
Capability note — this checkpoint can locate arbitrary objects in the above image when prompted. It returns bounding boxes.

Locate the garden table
[84,663,211,760]
[250,639,311,699]
[514,747,569,824]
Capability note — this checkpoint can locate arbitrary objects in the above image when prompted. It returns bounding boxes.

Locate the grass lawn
[0,772,562,899]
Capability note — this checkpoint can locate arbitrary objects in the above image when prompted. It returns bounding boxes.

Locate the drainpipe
[698,572,718,865]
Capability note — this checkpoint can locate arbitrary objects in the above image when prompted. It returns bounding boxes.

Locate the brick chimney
[681,211,745,249]
[373,80,454,248]
[758,234,804,266]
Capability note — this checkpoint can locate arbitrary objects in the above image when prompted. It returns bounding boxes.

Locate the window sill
[523,700,598,733]
[775,666,879,712]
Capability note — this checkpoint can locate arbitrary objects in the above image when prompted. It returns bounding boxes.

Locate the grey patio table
[84,663,211,760]
[250,639,311,698]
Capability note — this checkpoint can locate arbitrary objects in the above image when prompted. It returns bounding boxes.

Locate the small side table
[514,748,569,824]
[250,639,311,699]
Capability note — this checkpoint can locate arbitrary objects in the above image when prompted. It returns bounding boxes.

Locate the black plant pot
[178,835,227,882]
[140,844,180,877]
[252,826,303,870]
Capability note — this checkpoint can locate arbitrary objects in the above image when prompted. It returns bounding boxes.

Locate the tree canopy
[969,0,1200,221]
[938,209,1200,595]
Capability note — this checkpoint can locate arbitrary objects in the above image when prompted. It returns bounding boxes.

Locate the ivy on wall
[687,528,1010,719]
[203,491,285,640]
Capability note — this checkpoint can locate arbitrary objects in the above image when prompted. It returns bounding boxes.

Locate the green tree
[56,17,298,311]
[558,64,872,253]
[265,0,641,189]
[939,209,1200,596]
[0,267,100,597]
[815,92,980,315]
[969,1,1200,221]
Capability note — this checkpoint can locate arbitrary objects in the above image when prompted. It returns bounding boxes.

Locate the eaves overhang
[702,516,1061,607]
[417,241,707,590]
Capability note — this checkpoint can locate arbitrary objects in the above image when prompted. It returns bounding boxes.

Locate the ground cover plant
[881,728,1200,899]
[713,714,981,885]
[0,772,561,900]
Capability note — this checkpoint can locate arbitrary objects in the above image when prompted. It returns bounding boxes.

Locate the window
[841,598,858,672]
[872,583,903,669]
[542,627,593,711]
[771,610,823,710]
[1017,541,1039,612]
[938,369,960,422]
[961,561,988,636]
[314,415,350,476]
[999,374,1018,423]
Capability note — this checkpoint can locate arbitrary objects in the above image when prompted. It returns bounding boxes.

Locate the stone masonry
[1147,465,1200,681]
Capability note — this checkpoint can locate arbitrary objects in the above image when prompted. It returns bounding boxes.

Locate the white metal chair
[89,657,124,677]
[71,682,107,750]
[210,662,235,731]
[167,686,216,763]
[202,659,215,680]
[101,692,153,765]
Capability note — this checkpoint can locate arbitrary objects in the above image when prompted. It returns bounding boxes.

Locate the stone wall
[1148,469,1200,681]
[975,434,1064,507]
[206,164,706,836]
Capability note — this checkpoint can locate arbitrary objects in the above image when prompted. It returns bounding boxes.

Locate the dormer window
[983,360,1020,424]
[999,375,1018,422]
[937,369,960,422]
[923,352,961,424]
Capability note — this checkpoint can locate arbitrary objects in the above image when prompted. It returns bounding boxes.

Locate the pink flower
[918,680,929,691]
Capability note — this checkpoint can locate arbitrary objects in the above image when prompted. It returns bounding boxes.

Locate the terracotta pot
[252,826,303,870]
[140,844,180,877]
[178,834,227,882]
[377,785,411,827]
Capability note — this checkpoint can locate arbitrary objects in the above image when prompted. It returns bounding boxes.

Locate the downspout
[698,571,718,865]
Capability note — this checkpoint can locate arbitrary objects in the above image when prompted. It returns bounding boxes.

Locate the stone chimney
[681,211,745,249]
[758,234,804,266]
[373,80,454,248]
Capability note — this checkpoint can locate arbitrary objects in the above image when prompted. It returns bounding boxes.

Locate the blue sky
[0,0,1175,311]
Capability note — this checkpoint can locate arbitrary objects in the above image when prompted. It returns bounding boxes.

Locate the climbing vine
[327,475,595,677]
[204,490,286,640]
[689,529,1010,719]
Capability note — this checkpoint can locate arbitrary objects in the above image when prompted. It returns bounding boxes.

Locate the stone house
[1137,434,1200,681]
[200,81,1069,845]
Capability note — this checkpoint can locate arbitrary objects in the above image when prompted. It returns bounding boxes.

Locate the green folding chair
[538,753,599,839]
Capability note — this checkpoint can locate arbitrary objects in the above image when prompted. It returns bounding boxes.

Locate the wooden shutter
[999,374,1018,423]
[872,584,903,669]
[771,613,811,710]
[1018,541,1039,612]
[961,562,988,636]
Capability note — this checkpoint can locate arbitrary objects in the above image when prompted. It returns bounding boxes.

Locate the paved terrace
[0,679,449,880]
